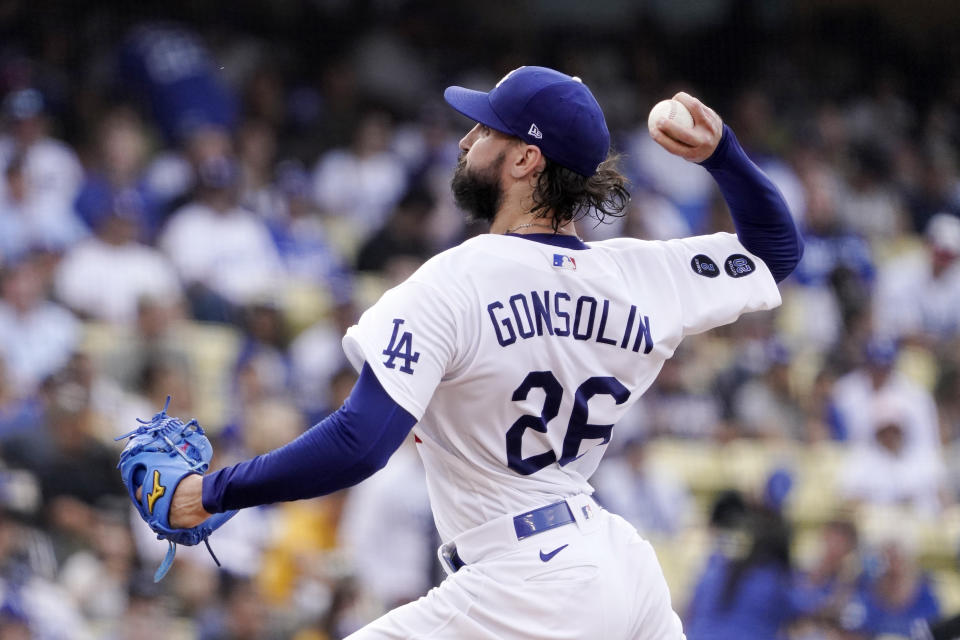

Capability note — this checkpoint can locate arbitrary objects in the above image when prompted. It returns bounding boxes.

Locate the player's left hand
[649,92,723,163]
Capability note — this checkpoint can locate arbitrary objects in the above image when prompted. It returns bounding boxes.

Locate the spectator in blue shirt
[74,108,164,243]
[118,22,237,146]
[266,159,351,292]
[686,507,809,640]
[791,519,861,633]
[841,536,940,637]
[790,166,875,351]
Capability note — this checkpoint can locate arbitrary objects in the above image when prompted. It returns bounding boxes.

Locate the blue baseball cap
[444,66,609,177]
[865,337,898,367]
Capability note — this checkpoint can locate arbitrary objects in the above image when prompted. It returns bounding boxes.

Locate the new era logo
[528,123,543,139]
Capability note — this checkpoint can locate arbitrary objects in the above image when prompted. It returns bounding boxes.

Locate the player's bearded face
[451,151,506,224]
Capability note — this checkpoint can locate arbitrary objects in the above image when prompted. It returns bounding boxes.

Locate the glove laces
[115,396,205,469]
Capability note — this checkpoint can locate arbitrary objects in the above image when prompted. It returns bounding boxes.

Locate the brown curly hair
[529,153,631,232]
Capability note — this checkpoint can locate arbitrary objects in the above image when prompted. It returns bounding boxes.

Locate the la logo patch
[382,318,420,374]
[147,470,166,514]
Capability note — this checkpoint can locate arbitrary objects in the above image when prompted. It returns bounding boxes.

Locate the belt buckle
[439,542,465,574]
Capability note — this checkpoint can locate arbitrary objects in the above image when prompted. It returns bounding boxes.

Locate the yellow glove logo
[147,470,166,514]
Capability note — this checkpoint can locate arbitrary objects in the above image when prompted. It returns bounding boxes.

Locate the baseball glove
[116,398,237,581]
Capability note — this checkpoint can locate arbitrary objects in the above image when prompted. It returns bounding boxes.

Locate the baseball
[647,99,694,133]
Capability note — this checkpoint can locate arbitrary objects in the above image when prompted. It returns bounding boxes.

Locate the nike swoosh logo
[539,544,569,562]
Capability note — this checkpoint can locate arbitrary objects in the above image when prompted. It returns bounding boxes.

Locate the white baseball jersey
[343,232,779,542]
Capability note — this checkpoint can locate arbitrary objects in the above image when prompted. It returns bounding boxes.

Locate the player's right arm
[652,92,803,284]
[640,92,803,337]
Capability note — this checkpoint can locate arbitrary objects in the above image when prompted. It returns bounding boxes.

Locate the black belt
[447,501,576,572]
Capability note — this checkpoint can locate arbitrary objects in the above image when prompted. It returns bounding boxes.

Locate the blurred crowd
[0,1,958,639]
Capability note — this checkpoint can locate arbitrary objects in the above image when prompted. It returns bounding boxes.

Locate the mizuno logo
[147,470,165,514]
[539,544,568,562]
[528,123,543,139]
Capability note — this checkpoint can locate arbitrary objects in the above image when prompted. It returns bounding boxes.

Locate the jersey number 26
[506,371,629,475]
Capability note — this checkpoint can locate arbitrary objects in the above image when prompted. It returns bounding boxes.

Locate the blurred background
[0,0,958,638]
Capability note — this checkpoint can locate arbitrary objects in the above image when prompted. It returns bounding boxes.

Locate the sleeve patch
[724,254,756,278]
[691,254,720,278]
[381,318,421,374]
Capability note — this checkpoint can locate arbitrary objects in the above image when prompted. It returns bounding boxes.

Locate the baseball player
[158,66,802,638]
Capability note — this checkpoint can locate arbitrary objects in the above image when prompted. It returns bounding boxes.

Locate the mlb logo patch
[552,254,576,270]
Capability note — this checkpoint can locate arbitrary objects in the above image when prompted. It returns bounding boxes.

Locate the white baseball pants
[346,494,686,639]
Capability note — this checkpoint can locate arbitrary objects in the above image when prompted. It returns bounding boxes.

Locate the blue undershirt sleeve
[699,124,804,283]
[201,363,416,513]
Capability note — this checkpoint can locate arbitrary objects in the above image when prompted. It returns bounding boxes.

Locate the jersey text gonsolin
[486,291,653,354]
